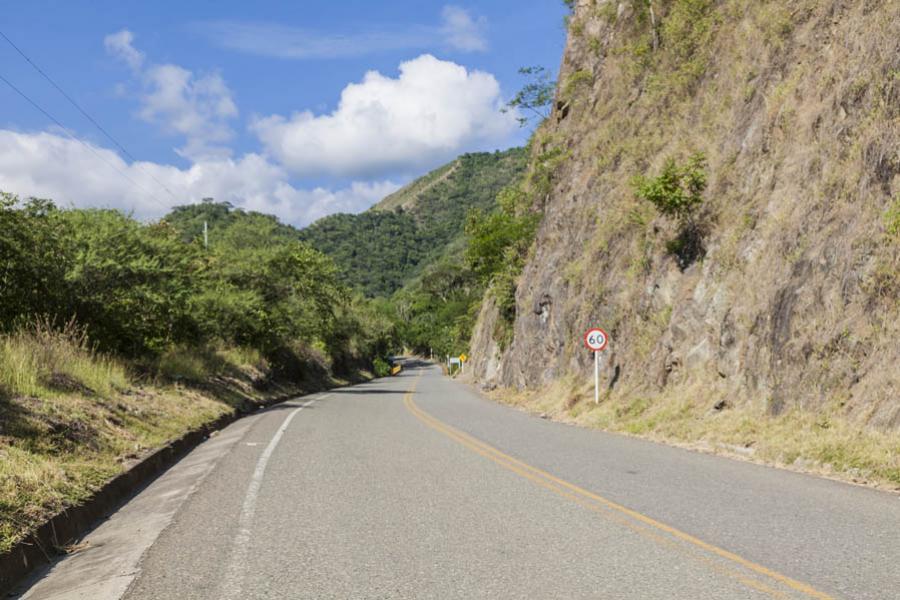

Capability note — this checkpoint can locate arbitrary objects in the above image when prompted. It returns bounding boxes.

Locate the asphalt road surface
[18,360,900,599]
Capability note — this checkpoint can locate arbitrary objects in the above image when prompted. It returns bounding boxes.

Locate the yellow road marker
[403,380,833,600]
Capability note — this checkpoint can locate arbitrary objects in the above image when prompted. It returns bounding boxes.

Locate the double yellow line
[403,382,833,600]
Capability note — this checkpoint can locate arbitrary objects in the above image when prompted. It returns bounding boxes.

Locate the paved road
[17,360,900,599]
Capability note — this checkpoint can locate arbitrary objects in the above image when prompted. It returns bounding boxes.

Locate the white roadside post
[583,328,609,404]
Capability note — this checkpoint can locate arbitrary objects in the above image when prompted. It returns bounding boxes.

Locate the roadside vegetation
[0,192,399,554]
[0,144,536,553]
[491,380,900,489]
[300,148,532,360]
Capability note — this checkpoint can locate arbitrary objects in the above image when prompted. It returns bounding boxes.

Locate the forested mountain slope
[300,148,527,296]
[469,0,899,453]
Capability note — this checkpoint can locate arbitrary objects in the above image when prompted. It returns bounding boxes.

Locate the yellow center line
[402,378,833,600]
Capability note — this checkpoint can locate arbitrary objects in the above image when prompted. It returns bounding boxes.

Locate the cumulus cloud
[4,28,512,227]
[0,130,399,226]
[105,29,238,160]
[195,5,488,59]
[251,54,518,178]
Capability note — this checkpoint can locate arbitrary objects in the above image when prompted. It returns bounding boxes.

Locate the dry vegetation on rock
[469,0,900,485]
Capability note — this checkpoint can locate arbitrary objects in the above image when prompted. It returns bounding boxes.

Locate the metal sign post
[583,328,609,404]
[449,356,462,375]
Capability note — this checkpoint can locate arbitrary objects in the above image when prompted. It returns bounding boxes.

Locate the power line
[0,28,185,203]
[0,70,171,212]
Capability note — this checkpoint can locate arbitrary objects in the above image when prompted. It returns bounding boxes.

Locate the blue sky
[0,1,568,225]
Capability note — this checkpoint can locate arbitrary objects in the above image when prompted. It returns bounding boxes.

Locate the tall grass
[494,379,900,488]
[155,344,267,382]
[0,318,129,398]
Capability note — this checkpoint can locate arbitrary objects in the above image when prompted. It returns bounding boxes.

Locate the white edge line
[219,397,316,598]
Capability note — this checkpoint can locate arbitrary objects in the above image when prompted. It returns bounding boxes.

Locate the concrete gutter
[0,390,299,595]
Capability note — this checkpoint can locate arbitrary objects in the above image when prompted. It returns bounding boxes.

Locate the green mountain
[300,147,527,297]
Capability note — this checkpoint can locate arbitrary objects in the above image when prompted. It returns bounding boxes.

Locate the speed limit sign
[583,328,609,351]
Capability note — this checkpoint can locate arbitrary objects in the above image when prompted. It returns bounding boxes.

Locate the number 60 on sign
[583,327,609,405]
[583,328,608,352]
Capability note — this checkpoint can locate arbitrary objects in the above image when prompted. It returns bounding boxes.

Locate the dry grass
[491,380,900,490]
[478,0,899,440]
[0,319,128,399]
[0,326,301,555]
[155,344,267,383]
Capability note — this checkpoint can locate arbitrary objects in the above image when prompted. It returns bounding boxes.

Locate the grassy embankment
[489,379,900,491]
[0,322,362,555]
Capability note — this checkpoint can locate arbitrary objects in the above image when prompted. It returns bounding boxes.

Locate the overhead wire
[0,70,172,212]
[0,28,185,204]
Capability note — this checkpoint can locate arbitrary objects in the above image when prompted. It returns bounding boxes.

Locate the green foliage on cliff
[504,67,556,127]
[885,196,900,239]
[632,153,707,222]
[632,153,707,268]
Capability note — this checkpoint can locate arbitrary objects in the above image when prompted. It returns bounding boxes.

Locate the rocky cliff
[470,0,899,429]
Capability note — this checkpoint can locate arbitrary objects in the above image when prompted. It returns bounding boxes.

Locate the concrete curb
[0,390,300,595]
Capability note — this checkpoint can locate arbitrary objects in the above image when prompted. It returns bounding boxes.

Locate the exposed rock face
[470,0,900,428]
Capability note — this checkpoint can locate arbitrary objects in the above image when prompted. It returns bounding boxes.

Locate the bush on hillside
[632,152,708,268]
[372,357,391,378]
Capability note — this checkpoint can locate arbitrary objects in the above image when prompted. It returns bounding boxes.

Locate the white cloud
[195,5,488,59]
[441,6,488,52]
[4,27,509,228]
[103,30,144,71]
[140,65,238,160]
[0,130,399,226]
[251,54,518,178]
[105,29,238,161]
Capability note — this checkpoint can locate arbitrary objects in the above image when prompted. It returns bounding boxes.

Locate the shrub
[562,69,594,98]
[632,152,708,268]
[372,357,392,378]
[157,347,211,382]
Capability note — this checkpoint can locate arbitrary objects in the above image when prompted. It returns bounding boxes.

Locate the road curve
[17,360,900,599]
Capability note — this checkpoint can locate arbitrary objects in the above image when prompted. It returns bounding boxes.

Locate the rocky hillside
[470,0,899,430]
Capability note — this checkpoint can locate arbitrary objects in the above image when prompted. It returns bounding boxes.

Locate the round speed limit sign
[583,327,609,351]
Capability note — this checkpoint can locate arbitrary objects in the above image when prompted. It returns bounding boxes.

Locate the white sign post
[583,328,609,404]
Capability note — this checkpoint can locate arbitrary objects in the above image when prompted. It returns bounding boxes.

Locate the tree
[0,194,72,330]
[61,209,202,355]
[504,67,556,127]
